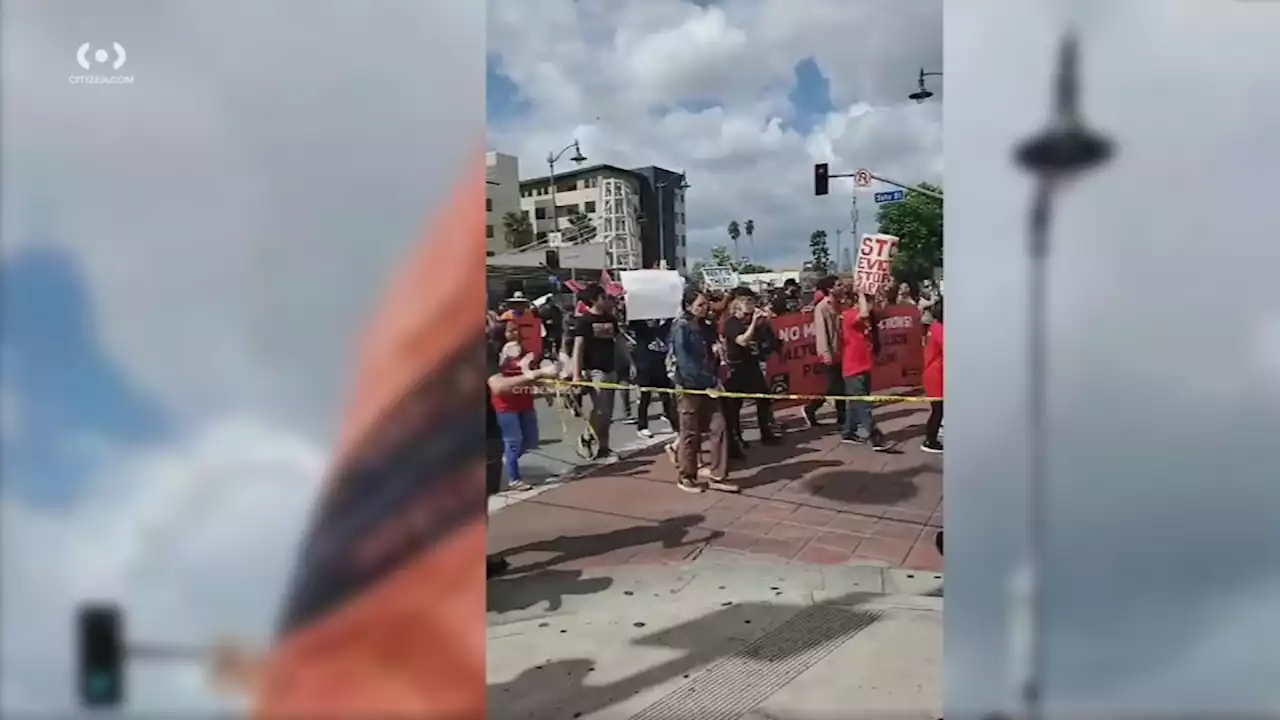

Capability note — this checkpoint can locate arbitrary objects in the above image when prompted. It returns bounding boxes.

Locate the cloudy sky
[1,0,481,713]
[486,0,943,269]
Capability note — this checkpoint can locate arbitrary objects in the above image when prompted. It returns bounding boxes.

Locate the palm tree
[744,219,755,261]
[502,210,534,248]
[727,220,741,262]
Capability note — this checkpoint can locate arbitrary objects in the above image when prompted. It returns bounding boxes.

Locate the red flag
[564,279,585,292]
[600,269,625,297]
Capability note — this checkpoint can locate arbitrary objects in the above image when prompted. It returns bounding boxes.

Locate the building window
[617,218,627,233]
[485,197,493,211]
[536,231,547,241]
[557,182,575,194]
[585,201,596,213]
[534,207,547,220]
[586,176,599,188]
[485,224,494,238]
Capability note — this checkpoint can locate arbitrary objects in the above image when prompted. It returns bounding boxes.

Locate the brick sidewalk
[489,403,943,573]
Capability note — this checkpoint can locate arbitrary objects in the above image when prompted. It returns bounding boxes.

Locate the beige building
[485,151,521,254]
[518,163,688,272]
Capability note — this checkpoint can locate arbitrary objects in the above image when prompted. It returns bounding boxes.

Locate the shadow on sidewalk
[496,515,720,575]
[801,465,927,506]
[488,568,615,614]
[734,458,845,491]
[489,591,884,720]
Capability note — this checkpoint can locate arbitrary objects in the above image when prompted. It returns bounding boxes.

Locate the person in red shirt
[920,300,944,454]
[491,323,540,491]
[840,289,890,450]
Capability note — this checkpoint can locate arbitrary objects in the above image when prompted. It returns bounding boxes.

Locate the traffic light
[77,603,125,708]
[814,163,829,196]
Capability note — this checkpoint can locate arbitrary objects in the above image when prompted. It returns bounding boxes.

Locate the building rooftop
[519,163,639,188]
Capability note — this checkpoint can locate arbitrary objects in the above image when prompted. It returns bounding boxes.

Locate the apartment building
[518,163,688,271]
[485,151,521,255]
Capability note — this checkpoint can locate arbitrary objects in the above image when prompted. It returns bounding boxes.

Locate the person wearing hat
[500,291,544,359]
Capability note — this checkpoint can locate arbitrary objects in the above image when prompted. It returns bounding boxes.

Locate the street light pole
[1011,32,1113,720]
[656,172,689,271]
[545,140,587,245]
[909,68,944,103]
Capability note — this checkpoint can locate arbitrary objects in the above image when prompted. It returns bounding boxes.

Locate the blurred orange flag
[251,159,488,719]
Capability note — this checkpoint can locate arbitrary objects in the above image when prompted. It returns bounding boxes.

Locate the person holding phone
[720,288,781,455]
[671,288,736,494]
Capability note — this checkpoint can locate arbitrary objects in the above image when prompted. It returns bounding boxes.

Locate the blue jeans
[496,409,539,483]
[842,372,877,440]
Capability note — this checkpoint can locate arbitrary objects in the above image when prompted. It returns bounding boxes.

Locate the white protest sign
[855,233,898,294]
[619,269,683,320]
[700,266,739,290]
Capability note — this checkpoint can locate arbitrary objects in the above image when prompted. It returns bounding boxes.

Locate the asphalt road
[519,387,674,484]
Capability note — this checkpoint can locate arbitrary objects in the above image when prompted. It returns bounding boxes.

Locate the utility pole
[850,193,860,256]
[834,228,843,275]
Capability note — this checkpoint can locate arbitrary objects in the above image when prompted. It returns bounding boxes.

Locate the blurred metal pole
[1013,30,1114,720]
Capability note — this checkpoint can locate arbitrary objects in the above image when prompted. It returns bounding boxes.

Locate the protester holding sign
[721,288,781,456]
[840,290,891,450]
[803,276,847,428]
[921,300,944,454]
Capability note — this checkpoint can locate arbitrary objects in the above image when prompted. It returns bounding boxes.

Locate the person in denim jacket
[670,288,737,494]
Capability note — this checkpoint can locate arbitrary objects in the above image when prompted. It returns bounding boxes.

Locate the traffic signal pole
[812,162,943,201]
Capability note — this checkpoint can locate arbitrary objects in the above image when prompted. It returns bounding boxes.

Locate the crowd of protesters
[483,273,943,575]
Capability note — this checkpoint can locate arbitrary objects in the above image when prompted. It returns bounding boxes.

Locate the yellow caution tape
[551,379,940,403]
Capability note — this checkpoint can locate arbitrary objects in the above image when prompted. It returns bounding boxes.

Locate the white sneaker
[637,428,654,438]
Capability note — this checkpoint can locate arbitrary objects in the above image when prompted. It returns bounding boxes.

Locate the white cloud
[487,0,943,268]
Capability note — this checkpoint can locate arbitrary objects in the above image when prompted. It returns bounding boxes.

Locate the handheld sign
[700,266,739,291]
[855,233,899,295]
[619,270,683,320]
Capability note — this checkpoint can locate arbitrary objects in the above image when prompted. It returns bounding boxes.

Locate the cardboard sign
[619,269,683,320]
[759,304,924,408]
[700,266,739,290]
[855,234,899,295]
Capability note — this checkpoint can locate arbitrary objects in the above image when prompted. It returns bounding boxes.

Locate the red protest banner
[762,304,923,408]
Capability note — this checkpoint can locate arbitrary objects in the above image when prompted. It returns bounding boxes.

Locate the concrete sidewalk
[488,552,942,720]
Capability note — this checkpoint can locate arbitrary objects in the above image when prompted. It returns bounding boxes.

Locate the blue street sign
[548,275,561,286]
[874,190,905,204]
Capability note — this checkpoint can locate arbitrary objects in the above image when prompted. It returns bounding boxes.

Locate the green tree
[809,230,831,274]
[877,182,943,284]
[690,244,771,277]
[744,219,755,259]
[502,210,534,248]
[727,220,741,261]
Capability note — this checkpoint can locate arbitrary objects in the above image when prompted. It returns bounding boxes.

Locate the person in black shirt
[539,297,564,359]
[571,284,620,460]
[720,288,781,456]
[628,316,678,438]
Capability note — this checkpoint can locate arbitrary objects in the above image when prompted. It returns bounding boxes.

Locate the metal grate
[628,605,881,720]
